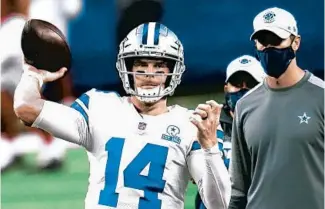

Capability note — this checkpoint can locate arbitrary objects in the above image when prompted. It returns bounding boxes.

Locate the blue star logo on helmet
[263,11,276,23]
[239,58,251,64]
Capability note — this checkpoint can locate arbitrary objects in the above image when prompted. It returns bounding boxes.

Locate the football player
[0,0,71,171]
[195,55,266,209]
[1,0,29,170]
[14,22,231,209]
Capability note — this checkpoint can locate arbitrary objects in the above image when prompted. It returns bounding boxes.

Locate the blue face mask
[256,46,295,78]
[225,89,249,112]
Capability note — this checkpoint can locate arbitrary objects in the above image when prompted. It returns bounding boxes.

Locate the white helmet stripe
[147,22,156,45]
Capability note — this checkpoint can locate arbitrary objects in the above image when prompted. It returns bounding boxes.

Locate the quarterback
[14,22,230,209]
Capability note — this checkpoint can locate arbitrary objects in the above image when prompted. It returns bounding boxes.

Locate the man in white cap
[229,7,324,209]
[195,55,265,209]
[223,55,266,118]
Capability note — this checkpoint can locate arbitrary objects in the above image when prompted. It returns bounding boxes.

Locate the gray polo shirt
[229,71,324,209]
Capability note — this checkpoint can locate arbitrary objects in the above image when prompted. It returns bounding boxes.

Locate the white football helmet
[116,22,185,103]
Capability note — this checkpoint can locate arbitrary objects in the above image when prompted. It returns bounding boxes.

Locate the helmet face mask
[116,22,185,103]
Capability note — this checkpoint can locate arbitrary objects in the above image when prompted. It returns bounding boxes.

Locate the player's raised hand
[190,100,223,149]
[23,63,67,83]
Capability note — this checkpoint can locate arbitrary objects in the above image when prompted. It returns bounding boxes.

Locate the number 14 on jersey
[99,137,169,209]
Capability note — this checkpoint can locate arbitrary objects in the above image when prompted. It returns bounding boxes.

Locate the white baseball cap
[250,7,298,40]
[226,55,266,83]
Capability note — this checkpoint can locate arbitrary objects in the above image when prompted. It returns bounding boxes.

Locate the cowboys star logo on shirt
[298,112,311,124]
[161,125,181,144]
[263,11,276,23]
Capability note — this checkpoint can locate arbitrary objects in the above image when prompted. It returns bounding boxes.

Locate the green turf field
[1,148,198,209]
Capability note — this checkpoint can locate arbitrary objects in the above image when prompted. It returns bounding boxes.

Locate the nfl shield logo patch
[138,122,147,130]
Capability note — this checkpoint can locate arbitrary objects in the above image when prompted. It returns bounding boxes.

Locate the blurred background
[67,0,324,96]
[1,0,324,208]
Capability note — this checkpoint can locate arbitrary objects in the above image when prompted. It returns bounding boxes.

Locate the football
[21,19,72,72]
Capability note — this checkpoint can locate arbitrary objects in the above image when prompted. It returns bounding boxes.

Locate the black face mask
[256,46,296,78]
[225,88,249,112]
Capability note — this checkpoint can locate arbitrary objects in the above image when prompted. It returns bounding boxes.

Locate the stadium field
[1,148,198,209]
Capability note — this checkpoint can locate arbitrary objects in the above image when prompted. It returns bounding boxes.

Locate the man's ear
[224,84,228,93]
[292,35,301,52]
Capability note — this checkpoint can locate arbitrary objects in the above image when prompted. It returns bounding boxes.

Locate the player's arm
[187,139,231,209]
[228,108,250,209]
[216,126,231,170]
[14,65,92,150]
[189,101,232,209]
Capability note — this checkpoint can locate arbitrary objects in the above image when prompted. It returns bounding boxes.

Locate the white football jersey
[69,89,214,209]
[0,16,26,95]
